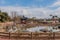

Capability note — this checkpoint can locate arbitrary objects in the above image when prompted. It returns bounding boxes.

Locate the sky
[0,0,60,18]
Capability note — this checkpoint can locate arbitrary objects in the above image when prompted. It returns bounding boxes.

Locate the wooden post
[31,32,32,40]
[53,32,55,40]
[17,31,20,40]
[9,32,11,39]
[48,32,52,40]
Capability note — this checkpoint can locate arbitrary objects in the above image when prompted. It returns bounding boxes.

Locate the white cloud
[52,7,60,16]
[0,6,60,18]
[50,0,60,7]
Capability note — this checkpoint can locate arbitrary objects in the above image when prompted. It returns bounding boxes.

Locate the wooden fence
[0,32,60,40]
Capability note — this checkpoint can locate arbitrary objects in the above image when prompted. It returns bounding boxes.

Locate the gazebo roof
[21,16,28,20]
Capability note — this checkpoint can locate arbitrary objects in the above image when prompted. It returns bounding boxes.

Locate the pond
[7,26,60,33]
[25,26,60,32]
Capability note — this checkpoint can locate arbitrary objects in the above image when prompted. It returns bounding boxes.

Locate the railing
[0,32,60,40]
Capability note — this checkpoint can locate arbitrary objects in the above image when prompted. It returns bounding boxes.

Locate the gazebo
[21,16,28,24]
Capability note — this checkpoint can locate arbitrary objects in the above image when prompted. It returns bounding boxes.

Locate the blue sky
[0,0,56,7]
[0,0,60,18]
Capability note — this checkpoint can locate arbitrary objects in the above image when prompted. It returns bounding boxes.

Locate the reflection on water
[6,26,18,33]
[25,26,60,32]
[7,26,60,33]
[8,26,18,33]
[26,26,46,32]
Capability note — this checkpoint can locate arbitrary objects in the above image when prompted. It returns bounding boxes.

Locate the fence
[0,32,60,40]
